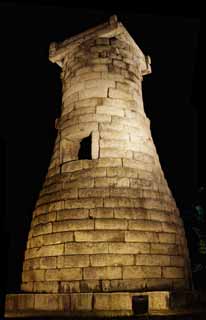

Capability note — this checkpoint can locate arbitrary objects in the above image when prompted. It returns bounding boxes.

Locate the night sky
[0,4,201,295]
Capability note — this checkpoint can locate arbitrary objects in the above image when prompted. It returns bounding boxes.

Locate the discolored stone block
[70,293,93,311]
[94,292,131,310]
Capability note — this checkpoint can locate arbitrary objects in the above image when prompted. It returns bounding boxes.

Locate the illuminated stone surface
[5,15,192,316]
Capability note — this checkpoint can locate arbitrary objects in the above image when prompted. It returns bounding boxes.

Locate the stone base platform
[5,290,194,318]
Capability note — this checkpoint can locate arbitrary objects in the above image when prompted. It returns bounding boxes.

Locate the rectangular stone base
[4,291,193,318]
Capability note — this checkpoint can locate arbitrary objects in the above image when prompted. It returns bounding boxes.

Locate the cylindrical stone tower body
[6,16,192,316]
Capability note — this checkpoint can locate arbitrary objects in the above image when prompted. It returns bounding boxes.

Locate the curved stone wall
[21,25,190,296]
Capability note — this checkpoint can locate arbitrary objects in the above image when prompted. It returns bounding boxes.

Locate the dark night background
[0,2,203,305]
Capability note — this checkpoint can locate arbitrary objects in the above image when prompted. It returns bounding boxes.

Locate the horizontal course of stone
[5,291,171,314]
[21,19,191,295]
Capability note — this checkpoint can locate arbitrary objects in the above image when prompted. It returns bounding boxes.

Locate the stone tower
[6,15,192,316]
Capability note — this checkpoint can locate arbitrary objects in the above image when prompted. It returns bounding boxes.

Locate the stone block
[96,158,122,167]
[65,198,103,209]
[29,236,43,248]
[162,267,184,279]
[34,294,59,311]
[109,187,137,198]
[97,105,124,117]
[90,254,134,267]
[162,222,177,233]
[32,223,52,237]
[107,167,137,178]
[45,268,82,281]
[95,219,127,230]
[92,64,108,72]
[158,232,176,244]
[114,208,149,220]
[40,257,57,269]
[95,177,117,187]
[57,255,90,268]
[89,207,114,218]
[60,189,78,200]
[62,160,82,173]
[109,242,150,254]
[135,254,170,266]
[128,219,162,232]
[125,231,159,243]
[145,279,172,291]
[65,242,108,254]
[75,168,107,179]
[94,293,131,310]
[70,293,93,311]
[150,211,172,222]
[102,279,146,292]
[80,280,101,292]
[34,212,56,226]
[57,208,89,220]
[21,282,33,292]
[147,291,170,310]
[22,270,45,282]
[100,148,133,158]
[60,281,80,293]
[78,188,109,198]
[79,87,108,99]
[100,129,129,140]
[109,88,132,100]
[75,97,102,108]
[123,266,161,279]
[151,243,178,255]
[43,232,74,245]
[53,220,94,232]
[83,266,122,280]
[92,129,99,159]
[75,230,125,242]
[25,244,64,258]
[33,281,59,293]
[85,79,115,88]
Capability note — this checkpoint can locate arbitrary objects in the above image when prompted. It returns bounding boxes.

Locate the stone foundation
[5,291,185,317]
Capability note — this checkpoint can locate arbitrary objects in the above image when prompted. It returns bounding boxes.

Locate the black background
[0,3,202,297]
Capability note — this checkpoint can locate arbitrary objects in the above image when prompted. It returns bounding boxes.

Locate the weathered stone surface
[90,254,134,267]
[94,293,131,310]
[57,255,90,268]
[53,220,94,232]
[83,266,122,280]
[109,242,150,254]
[34,294,59,311]
[70,293,93,311]
[123,266,161,279]
[75,230,125,242]
[65,242,108,254]
[80,280,101,292]
[45,268,82,281]
[18,16,190,304]
[60,281,80,293]
[135,254,170,266]
[33,281,59,293]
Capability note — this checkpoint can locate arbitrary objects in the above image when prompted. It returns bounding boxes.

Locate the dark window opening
[132,295,148,315]
[78,134,92,160]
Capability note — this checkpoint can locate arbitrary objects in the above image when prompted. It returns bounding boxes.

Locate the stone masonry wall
[21,27,191,296]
